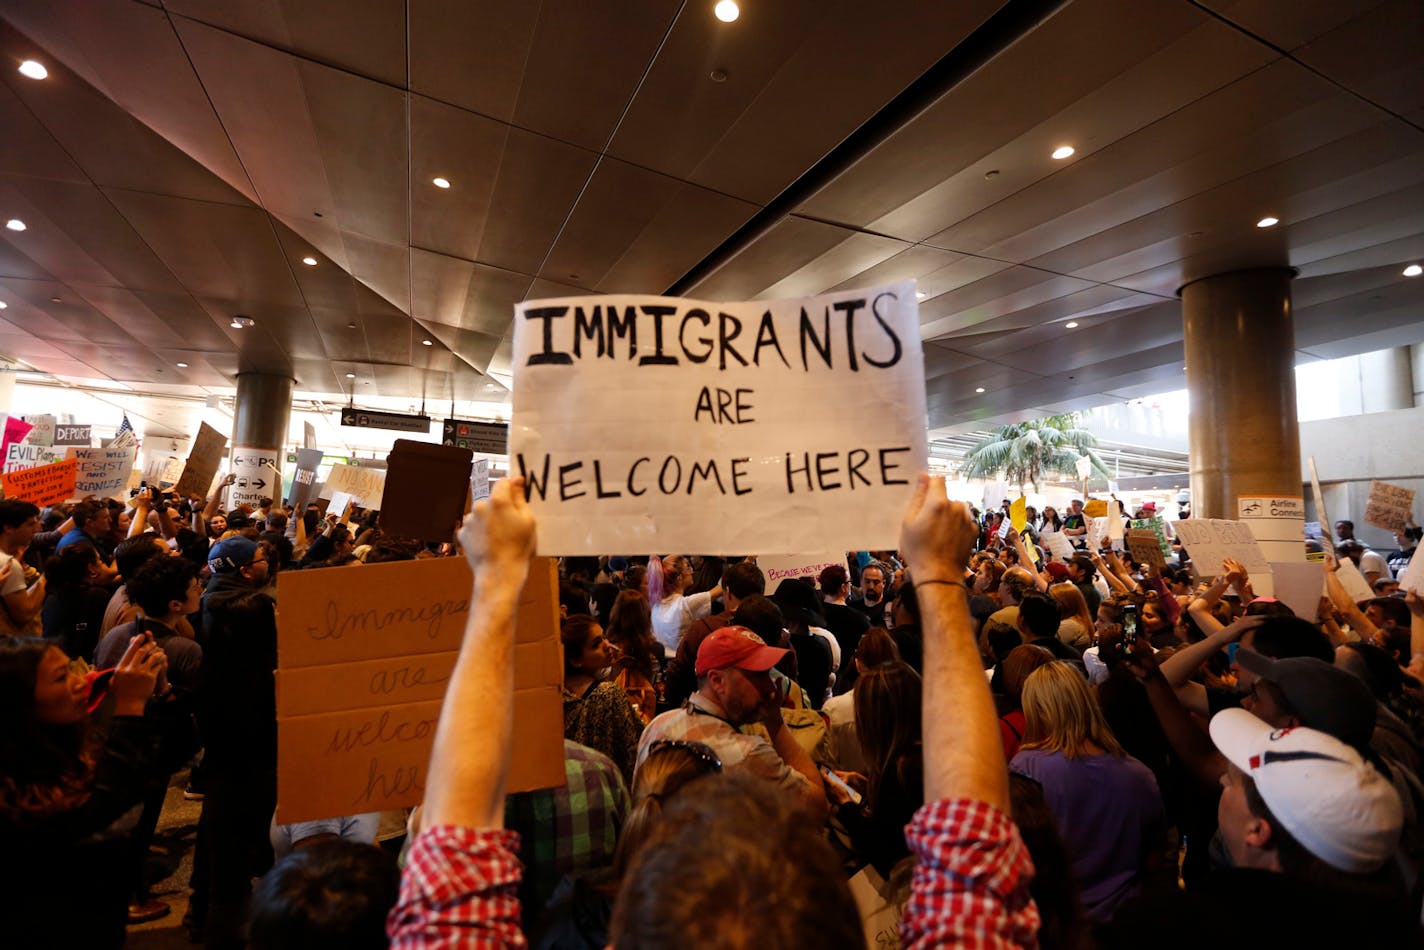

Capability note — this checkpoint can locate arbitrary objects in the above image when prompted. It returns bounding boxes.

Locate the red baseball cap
[1045,561,1071,581]
[695,626,789,677]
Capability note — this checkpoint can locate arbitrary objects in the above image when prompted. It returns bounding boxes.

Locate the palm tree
[959,413,1111,491]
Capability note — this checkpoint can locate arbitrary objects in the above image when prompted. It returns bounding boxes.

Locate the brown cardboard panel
[275,685,565,824]
[277,556,558,669]
[276,640,562,718]
[274,556,563,823]
[173,421,228,498]
[379,439,474,542]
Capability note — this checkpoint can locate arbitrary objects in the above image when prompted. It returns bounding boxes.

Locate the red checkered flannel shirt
[389,797,1037,948]
[902,798,1040,949]
[388,825,527,949]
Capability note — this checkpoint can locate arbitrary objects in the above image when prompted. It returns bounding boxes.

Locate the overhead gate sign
[511,280,928,555]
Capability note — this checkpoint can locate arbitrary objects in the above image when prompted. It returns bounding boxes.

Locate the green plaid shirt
[504,739,630,921]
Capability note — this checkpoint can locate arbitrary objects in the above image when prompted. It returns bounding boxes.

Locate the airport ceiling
[0,0,1420,438]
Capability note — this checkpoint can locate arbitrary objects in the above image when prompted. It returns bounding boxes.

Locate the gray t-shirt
[95,619,203,691]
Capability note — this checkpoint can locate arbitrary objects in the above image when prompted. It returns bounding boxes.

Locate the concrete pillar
[1181,268,1300,521]
[228,373,293,508]
[1358,347,1414,413]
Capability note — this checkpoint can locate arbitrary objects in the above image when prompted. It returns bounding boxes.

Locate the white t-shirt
[651,590,715,653]
[0,550,26,597]
[1360,549,1392,580]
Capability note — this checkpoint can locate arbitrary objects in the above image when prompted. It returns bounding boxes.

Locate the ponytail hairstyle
[610,740,721,883]
[647,555,665,603]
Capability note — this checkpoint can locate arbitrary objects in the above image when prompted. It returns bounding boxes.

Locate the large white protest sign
[23,414,56,447]
[1173,518,1271,577]
[511,281,928,554]
[64,445,137,499]
[1334,558,1376,604]
[4,443,57,474]
[1399,549,1424,596]
[1040,531,1074,562]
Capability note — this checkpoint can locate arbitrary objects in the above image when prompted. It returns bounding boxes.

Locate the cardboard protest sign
[758,553,848,594]
[64,445,137,499]
[4,442,57,473]
[289,448,324,511]
[0,458,78,506]
[1334,558,1376,604]
[1307,457,1333,559]
[53,424,91,447]
[1106,501,1124,541]
[1126,529,1167,568]
[1269,561,1324,623]
[323,463,386,510]
[380,440,473,542]
[1009,496,1027,533]
[1237,495,1305,565]
[511,281,928,554]
[229,446,280,508]
[22,414,55,446]
[1040,531,1074,562]
[1172,519,1270,577]
[274,556,564,823]
[159,456,184,488]
[1129,517,1172,557]
[1364,480,1415,532]
[174,423,228,498]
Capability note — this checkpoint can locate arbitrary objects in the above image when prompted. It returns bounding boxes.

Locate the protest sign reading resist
[274,556,564,823]
[511,281,928,554]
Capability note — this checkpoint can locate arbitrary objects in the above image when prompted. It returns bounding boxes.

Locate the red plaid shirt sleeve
[388,825,527,949]
[901,798,1040,950]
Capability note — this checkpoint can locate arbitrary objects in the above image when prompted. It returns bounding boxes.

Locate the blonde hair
[1019,661,1125,758]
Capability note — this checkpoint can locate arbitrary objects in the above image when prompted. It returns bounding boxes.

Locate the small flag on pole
[112,414,137,449]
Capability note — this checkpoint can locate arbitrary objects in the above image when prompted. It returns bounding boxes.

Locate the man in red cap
[635,625,829,822]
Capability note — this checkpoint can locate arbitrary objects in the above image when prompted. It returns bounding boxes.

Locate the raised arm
[1324,555,1377,641]
[901,474,1036,949]
[387,477,535,949]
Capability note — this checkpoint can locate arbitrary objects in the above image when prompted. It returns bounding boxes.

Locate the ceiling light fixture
[230,315,254,329]
[714,0,739,23]
[345,373,356,379]
[5,219,26,231]
[915,292,926,299]
[421,339,433,346]
[18,60,47,80]
[1051,145,1075,160]
[1256,216,1279,228]
[1064,321,1079,328]
[1404,264,1422,277]
[0,301,6,308]
[301,256,317,266]
[975,387,986,394]
[432,177,451,189]
[176,362,189,368]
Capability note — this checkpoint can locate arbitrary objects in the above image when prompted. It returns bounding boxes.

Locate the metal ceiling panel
[164,0,408,86]
[411,248,532,336]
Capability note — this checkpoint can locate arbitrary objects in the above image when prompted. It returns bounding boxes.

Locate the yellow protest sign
[1009,496,1027,533]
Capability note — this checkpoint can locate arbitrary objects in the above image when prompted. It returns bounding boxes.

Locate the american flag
[112,413,137,449]
[116,414,133,438]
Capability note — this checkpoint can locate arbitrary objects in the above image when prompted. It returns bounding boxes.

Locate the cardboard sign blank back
[379,439,474,542]
[276,556,564,823]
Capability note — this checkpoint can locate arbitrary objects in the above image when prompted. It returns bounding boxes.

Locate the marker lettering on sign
[312,597,469,643]
[521,296,903,372]
[520,453,754,500]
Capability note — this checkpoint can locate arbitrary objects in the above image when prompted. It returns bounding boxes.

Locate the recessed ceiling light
[1064,321,1079,329]
[975,387,986,394]
[0,301,6,309]
[1256,216,1279,228]
[432,177,451,189]
[915,292,926,299]
[1051,145,1075,160]
[301,256,317,266]
[176,362,189,368]
[347,322,358,329]
[1404,264,1422,277]
[345,373,356,379]
[5,219,26,231]
[230,315,254,329]
[18,60,47,80]
[421,339,433,346]
[714,0,739,22]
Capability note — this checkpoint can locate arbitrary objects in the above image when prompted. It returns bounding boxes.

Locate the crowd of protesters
[2,471,1423,948]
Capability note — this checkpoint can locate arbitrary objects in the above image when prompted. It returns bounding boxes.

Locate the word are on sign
[511,281,928,555]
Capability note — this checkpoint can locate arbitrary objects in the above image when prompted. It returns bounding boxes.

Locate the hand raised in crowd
[111,631,167,717]
[899,473,976,581]
[458,475,536,585]
[1215,612,1267,644]
[1222,556,1249,587]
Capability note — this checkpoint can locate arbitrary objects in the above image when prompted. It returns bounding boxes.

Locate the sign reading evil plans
[512,281,928,554]
[274,556,565,823]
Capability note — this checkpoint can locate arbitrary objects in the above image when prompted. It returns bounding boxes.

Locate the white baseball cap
[1209,708,1402,873]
